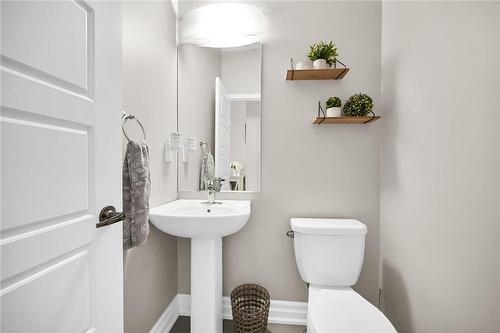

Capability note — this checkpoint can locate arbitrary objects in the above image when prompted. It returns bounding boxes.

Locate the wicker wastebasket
[230,284,270,333]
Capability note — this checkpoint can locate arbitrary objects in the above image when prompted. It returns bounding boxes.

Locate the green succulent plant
[343,93,374,116]
[326,96,342,108]
[308,41,338,67]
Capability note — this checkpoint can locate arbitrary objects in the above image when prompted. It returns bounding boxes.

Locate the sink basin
[149,199,251,333]
[149,199,250,238]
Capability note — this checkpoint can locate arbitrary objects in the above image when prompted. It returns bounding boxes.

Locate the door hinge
[378,287,383,310]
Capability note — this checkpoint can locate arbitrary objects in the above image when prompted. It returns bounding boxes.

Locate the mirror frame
[176,42,263,194]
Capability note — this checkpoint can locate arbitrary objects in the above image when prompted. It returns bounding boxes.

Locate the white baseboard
[264,299,308,326]
[151,294,307,332]
[177,294,190,316]
[149,295,180,333]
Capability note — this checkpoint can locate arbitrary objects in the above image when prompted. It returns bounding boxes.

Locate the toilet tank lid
[290,218,367,235]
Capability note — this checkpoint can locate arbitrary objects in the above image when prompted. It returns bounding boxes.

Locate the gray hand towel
[123,141,151,250]
[199,143,215,191]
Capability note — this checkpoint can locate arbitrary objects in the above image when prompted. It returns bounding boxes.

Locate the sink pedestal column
[191,237,223,333]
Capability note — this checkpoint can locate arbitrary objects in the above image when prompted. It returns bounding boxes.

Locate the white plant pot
[326,107,342,117]
[313,59,327,69]
[296,60,313,70]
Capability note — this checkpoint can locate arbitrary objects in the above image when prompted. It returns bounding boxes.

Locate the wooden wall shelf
[286,68,349,80]
[313,116,380,124]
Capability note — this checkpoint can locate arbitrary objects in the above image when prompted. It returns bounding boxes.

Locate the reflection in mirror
[215,76,261,192]
[177,31,262,192]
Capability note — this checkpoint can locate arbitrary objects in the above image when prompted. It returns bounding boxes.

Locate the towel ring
[122,111,146,142]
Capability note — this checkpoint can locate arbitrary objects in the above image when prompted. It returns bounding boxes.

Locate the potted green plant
[343,93,374,116]
[326,96,342,117]
[308,41,338,69]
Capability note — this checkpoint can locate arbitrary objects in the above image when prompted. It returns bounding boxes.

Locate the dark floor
[170,316,305,333]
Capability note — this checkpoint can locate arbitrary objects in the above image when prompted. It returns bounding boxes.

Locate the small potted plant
[342,93,374,116]
[308,41,338,69]
[326,97,342,117]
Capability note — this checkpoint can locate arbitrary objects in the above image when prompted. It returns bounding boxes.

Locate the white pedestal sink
[149,199,251,333]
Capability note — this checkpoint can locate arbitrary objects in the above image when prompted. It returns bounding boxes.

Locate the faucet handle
[213,177,225,191]
[205,179,215,191]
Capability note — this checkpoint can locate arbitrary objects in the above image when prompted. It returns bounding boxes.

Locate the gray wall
[123,2,500,332]
[177,45,221,191]
[245,101,261,191]
[122,2,178,332]
[228,100,261,191]
[221,47,261,95]
[178,1,383,304]
[380,2,500,332]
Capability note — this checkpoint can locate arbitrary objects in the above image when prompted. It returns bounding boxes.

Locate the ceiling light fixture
[179,3,265,48]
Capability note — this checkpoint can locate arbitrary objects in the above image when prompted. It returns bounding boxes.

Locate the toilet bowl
[290,218,396,333]
[307,286,396,333]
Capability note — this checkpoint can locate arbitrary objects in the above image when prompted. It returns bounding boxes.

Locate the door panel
[0,0,93,95]
[1,252,91,333]
[1,215,93,281]
[0,1,122,331]
[1,116,89,229]
[0,70,95,125]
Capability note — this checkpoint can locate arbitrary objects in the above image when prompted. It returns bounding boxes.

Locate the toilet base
[306,285,396,333]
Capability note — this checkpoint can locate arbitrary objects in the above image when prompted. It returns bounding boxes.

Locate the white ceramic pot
[296,60,313,70]
[313,59,327,69]
[326,107,342,117]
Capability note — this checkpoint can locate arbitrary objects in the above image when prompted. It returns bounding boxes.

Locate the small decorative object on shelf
[308,41,338,69]
[343,93,374,117]
[286,57,349,80]
[326,96,342,117]
[315,94,379,124]
[230,160,244,177]
[286,40,349,80]
[295,59,313,70]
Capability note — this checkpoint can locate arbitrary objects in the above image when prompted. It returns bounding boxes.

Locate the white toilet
[290,218,397,333]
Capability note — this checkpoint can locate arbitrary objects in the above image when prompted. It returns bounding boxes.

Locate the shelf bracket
[317,101,326,124]
[362,111,377,124]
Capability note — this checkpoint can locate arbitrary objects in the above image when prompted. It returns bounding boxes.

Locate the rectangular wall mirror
[177,41,262,193]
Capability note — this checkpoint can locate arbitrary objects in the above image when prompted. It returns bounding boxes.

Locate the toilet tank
[291,218,367,287]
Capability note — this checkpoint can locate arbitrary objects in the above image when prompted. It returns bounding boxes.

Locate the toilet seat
[308,287,397,333]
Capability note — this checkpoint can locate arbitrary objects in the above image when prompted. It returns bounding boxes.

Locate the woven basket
[231,284,270,333]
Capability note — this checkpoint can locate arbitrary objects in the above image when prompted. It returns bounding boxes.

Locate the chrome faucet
[206,180,216,204]
[203,178,224,204]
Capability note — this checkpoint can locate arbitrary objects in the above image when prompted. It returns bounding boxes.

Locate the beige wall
[221,47,261,95]
[178,1,383,304]
[122,2,178,332]
[177,45,221,191]
[380,2,500,332]
[121,2,500,332]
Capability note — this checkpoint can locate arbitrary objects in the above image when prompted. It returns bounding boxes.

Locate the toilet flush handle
[286,230,294,238]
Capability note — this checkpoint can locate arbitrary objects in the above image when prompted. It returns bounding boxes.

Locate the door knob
[96,205,125,228]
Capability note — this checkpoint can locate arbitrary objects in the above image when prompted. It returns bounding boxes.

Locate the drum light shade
[179,4,265,48]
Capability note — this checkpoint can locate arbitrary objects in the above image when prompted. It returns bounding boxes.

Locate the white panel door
[1,1,123,332]
[215,77,231,190]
